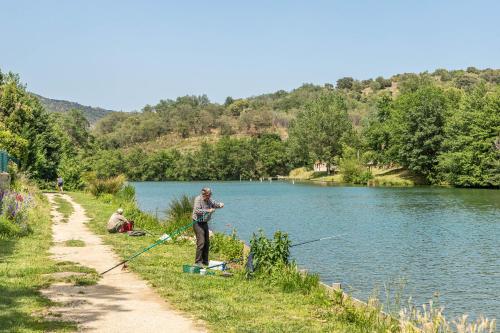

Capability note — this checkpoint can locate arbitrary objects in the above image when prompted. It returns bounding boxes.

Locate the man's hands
[207,203,224,213]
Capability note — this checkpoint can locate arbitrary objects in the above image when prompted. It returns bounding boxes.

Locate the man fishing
[192,187,224,266]
[107,208,134,233]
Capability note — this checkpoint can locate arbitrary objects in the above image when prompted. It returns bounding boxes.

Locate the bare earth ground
[42,193,206,333]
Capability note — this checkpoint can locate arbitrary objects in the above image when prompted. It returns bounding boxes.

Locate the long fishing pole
[290,234,345,248]
[210,234,346,271]
[100,212,210,275]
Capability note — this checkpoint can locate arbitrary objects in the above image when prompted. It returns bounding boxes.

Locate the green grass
[53,261,100,286]
[53,196,74,222]
[0,195,76,332]
[70,191,397,333]
[368,167,427,187]
[64,239,85,247]
[290,166,427,187]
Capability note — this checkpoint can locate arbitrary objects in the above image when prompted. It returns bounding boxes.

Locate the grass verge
[53,195,74,223]
[70,191,396,333]
[0,194,76,332]
[64,239,85,247]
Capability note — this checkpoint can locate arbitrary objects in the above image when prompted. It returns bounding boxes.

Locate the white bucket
[199,269,206,275]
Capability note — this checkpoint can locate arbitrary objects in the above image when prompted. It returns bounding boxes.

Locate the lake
[131,181,500,320]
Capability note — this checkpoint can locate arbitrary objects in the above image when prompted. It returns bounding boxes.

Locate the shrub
[0,215,22,237]
[99,193,114,204]
[165,194,193,221]
[158,194,194,236]
[289,167,315,180]
[115,184,136,202]
[341,158,373,184]
[249,230,321,294]
[368,177,413,187]
[87,174,126,196]
[250,230,290,273]
[210,229,244,260]
[0,190,32,237]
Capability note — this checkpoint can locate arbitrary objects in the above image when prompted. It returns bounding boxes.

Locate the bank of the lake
[287,166,428,187]
[70,191,397,333]
[132,181,500,320]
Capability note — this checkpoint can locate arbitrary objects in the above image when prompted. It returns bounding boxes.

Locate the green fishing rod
[100,212,209,275]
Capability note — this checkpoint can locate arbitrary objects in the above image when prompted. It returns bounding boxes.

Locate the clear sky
[1,0,499,111]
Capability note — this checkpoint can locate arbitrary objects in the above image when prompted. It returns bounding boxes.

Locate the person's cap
[201,187,212,195]
[117,208,124,214]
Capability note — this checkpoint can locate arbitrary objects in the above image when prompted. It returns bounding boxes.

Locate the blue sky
[1,0,499,111]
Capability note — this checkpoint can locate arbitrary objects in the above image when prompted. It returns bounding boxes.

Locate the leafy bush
[341,159,372,184]
[340,147,374,184]
[87,174,126,196]
[250,230,290,273]
[210,229,244,260]
[0,215,23,237]
[249,230,321,294]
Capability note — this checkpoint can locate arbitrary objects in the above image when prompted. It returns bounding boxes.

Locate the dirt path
[42,193,206,333]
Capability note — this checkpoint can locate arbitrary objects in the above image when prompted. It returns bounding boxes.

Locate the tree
[390,85,448,182]
[59,109,92,149]
[363,93,394,164]
[0,77,64,180]
[375,76,392,88]
[336,77,354,90]
[227,99,249,116]
[438,85,500,187]
[454,73,479,90]
[288,93,353,173]
[224,96,234,107]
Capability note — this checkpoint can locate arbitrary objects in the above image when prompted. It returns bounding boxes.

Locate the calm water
[131,181,500,319]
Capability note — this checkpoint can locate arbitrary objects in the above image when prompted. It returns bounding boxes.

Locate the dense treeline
[90,135,291,181]
[363,82,499,186]
[1,67,499,188]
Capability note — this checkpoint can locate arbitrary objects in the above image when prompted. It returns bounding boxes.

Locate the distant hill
[32,93,115,124]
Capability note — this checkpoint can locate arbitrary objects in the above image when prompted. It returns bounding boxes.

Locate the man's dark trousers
[193,221,209,265]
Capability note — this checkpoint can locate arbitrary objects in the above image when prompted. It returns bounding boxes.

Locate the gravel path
[42,193,206,333]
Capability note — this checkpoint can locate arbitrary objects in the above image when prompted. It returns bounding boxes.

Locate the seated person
[107,208,134,233]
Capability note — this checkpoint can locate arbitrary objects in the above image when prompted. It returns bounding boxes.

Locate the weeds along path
[42,193,206,333]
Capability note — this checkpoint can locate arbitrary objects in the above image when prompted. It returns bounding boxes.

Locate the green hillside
[32,93,114,124]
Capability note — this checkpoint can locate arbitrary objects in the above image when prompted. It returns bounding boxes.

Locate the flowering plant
[0,189,33,236]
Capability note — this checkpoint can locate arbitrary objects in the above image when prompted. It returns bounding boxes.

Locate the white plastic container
[199,269,207,275]
[208,260,225,271]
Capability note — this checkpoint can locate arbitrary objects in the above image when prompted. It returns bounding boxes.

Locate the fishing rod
[290,234,345,248]
[210,234,346,272]
[100,212,210,275]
